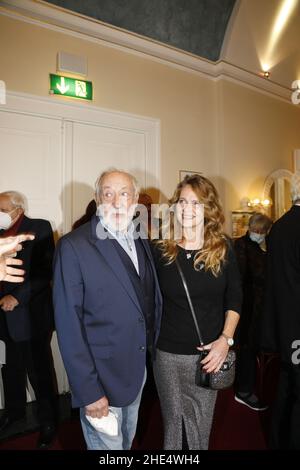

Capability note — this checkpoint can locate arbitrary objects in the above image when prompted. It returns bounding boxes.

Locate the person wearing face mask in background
[233,212,272,411]
[0,191,57,449]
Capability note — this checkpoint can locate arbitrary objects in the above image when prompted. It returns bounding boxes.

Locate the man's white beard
[105,214,129,232]
[98,204,135,232]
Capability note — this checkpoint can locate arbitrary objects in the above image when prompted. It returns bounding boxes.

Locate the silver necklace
[185,250,196,259]
[182,248,205,269]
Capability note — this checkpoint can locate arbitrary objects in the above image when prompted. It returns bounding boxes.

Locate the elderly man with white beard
[53,169,162,450]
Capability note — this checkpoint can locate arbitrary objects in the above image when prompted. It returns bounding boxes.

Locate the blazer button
[139,317,144,322]
[139,346,145,351]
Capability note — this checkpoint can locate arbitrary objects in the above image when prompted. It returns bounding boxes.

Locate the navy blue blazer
[53,216,162,408]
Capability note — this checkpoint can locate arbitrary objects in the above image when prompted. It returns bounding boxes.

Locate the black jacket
[234,232,267,348]
[262,205,300,362]
[0,216,54,341]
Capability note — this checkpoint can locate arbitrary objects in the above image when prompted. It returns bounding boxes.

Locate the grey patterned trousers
[153,349,218,450]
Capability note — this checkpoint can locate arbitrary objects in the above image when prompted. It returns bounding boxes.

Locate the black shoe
[36,423,56,449]
[234,393,268,411]
[0,411,26,434]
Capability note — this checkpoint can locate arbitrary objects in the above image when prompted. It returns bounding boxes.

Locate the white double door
[0,110,158,234]
[0,93,160,403]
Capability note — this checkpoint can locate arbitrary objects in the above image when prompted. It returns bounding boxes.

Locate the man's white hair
[95,168,140,202]
[0,191,26,210]
[291,172,300,204]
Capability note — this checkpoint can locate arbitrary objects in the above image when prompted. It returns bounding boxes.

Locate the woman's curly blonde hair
[155,174,227,276]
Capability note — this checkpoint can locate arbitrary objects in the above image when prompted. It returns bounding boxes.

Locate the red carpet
[0,357,279,450]
[0,390,274,451]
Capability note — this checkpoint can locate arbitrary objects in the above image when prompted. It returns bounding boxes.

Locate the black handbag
[176,259,236,390]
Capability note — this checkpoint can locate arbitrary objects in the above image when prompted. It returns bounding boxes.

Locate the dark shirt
[152,242,242,355]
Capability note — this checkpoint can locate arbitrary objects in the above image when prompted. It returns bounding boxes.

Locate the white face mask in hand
[0,211,13,230]
[249,231,265,245]
[85,409,118,436]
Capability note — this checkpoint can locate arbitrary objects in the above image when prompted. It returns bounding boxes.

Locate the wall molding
[0,0,295,104]
[1,89,160,131]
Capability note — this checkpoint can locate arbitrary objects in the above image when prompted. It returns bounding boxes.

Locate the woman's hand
[197,336,229,373]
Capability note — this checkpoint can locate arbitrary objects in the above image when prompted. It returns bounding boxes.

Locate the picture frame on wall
[179,170,202,181]
[231,210,253,238]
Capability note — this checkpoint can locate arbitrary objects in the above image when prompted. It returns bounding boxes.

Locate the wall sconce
[249,197,272,211]
[250,198,261,206]
[261,198,272,207]
[238,197,272,214]
[260,63,271,79]
[260,70,271,79]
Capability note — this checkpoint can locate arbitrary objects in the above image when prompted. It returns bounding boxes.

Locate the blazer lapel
[90,216,143,314]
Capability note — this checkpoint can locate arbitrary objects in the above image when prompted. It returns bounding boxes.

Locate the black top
[151,242,242,354]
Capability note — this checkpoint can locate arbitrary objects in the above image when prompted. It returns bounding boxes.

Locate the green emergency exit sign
[49,74,93,100]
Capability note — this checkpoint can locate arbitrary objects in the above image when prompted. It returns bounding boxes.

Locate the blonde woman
[152,174,242,450]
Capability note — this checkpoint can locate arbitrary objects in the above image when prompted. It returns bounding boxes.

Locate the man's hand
[85,396,109,418]
[0,294,19,311]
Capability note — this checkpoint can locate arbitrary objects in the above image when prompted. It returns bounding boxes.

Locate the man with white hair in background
[0,191,56,448]
[53,169,162,450]
[262,172,300,449]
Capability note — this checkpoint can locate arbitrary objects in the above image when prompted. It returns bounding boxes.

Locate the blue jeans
[80,369,146,450]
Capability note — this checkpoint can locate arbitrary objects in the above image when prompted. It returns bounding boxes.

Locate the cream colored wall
[0,15,218,204]
[1,14,300,234]
[217,79,300,231]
